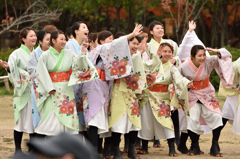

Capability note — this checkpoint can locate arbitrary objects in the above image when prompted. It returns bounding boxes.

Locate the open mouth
[84,33,88,36]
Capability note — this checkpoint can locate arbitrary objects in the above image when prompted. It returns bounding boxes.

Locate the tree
[0,0,61,34]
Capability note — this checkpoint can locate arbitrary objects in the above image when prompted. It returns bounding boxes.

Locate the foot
[153,139,161,148]
[113,146,123,159]
[210,140,223,157]
[137,148,149,154]
[103,144,111,159]
[177,144,189,154]
[169,151,178,157]
[187,142,201,156]
[128,144,141,159]
[135,138,142,150]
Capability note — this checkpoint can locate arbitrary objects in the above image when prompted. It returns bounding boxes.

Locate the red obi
[49,69,72,83]
[148,84,169,92]
[191,77,209,90]
[97,68,105,81]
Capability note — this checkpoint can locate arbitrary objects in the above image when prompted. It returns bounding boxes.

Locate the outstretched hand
[0,60,9,69]
[205,47,220,53]
[189,20,196,32]
[127,24,143,40]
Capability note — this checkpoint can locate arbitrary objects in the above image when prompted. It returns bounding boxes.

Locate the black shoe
[113,146,123,159]
[210,140,223,157]
[168,139,178,157]
[128,144,141,159]
[153,139,161,148]
[187,142,201,156]
[135,137,142,149]
[177,144,189,154]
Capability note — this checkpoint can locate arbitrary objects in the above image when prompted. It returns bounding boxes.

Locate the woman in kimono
[27,30,51,81]
[178,43,233,156]
[65,22,89,138]
[83,25,143,157]
[108,36,147,159]
[6,27,38,153]
[34,30,98,137]
[137,43,191,157]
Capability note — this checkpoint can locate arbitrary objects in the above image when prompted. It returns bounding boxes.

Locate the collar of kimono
[187,58,205,81]
[150,38,165,48]
[162,60,171,70]
[20,44,33,55]
[49,47,65,73]
[69,39,81,53]
[36,45,43,56]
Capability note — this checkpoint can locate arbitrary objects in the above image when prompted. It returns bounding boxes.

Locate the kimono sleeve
[68,51,99,86]
[8,52,32,97]
[170,65,190,116]
[209,48,233,86]
[27,50,38,80]
[99,36,134,80]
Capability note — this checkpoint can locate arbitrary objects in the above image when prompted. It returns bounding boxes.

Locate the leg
[135,137,142,149]
[103,137,112,159]
[153,136,161,148]
[35,133,46,139]
[112,132,123,159]
[128,131,141,159]
[14,130,23,153]
[123,133,129,153]
[210,126,223,157]
[187,130,201,156]
[177,132,189,154]
[137,139,149,154]
[98,137,103,154]
[88,126,99,152]
[171,109,180,145]
[28,133,37,152]
[168,138,178,157]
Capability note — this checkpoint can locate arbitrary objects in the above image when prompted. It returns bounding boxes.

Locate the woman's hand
[127,24,143,40]
[138,42,148,55]
[187,81,193,88]
[205,47,220,53]
[81,46,87,55]
[189,20,196,32]
[170,58,176,64]
[49,90,56,95]
[0,60,9,69]
[157,45,163,58]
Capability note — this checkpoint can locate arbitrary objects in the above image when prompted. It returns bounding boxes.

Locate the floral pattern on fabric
[109,56,133,78]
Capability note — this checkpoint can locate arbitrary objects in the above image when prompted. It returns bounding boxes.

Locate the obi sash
[49,69,72,83]
[97,68,105,81]
[191,77,209,90]
[148,84,169,92]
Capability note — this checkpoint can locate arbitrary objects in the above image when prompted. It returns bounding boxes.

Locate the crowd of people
[0,20,239,159]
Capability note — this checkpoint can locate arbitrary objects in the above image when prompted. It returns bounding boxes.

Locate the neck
[25,44,33,52]
[192,60,200,68]
[153,36,162,44]
[76,36,84,46]
[40,46,48,51]
[54,47,62,53]
[161,59,167,64]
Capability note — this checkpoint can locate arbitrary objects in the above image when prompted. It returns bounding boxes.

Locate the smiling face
[52,33,66,51]
[39,33,51,51]
[150,24,164,40]
[192,49,206,66]
[22,30,37,47]
[76,23,89,39]
[82,38,89,48]
[139,32,148,43]
[129,38,139,55]
[159,46,173,64]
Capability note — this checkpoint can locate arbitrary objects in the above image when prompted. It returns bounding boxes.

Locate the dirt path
[0,95,240,159]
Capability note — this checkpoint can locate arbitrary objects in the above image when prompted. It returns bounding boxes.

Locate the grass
[0,85,13,96]
[2,138,13,143]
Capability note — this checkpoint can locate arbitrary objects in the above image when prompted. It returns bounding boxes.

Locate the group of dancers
[0,20,239,159]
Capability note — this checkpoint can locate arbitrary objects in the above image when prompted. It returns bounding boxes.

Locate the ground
[0,95,240,159]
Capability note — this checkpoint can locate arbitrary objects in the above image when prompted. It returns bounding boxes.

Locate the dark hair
[141,27,148,33]
[50,30,65,46]
[37,30,51,45]
[65,27,72,41]
[43,25,57,32]
[191,45,205,57]
[19,27,35,44]
[149,21,164,38]
[97,31,113,44]
[129,36,143,43]
[160,42,174,53]
[114,32,126,39]
[88,33,98,43]
[71,21,84,38]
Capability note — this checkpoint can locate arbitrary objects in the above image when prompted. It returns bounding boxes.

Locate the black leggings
[112,131,138,146]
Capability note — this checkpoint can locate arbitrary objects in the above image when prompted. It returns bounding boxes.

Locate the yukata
[108,51,146,134]
[178,30,211,134]
[178,49,233,135]
[8,45,40,133]
[65,39,86,131]
[82,36,134,134]
[218,57,240,135]
[146,38,179,67]
[34,47,98,135]
[138,54,189,140]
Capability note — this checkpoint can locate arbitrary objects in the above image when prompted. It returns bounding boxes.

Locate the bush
[209,45,240,90]
[0,48,16,76]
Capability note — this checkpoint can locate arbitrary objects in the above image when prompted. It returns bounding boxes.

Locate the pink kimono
[178,49,233,116]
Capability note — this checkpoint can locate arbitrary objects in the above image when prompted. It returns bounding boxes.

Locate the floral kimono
[138,54,189,131]
[65,39,86,128]
[82,36,134,131]
[108,51,147,130]
[146,38,179,67]
[34,47,98,134]
[218,58,240,135]
[8,44,40,132]
[178,49,233,119]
